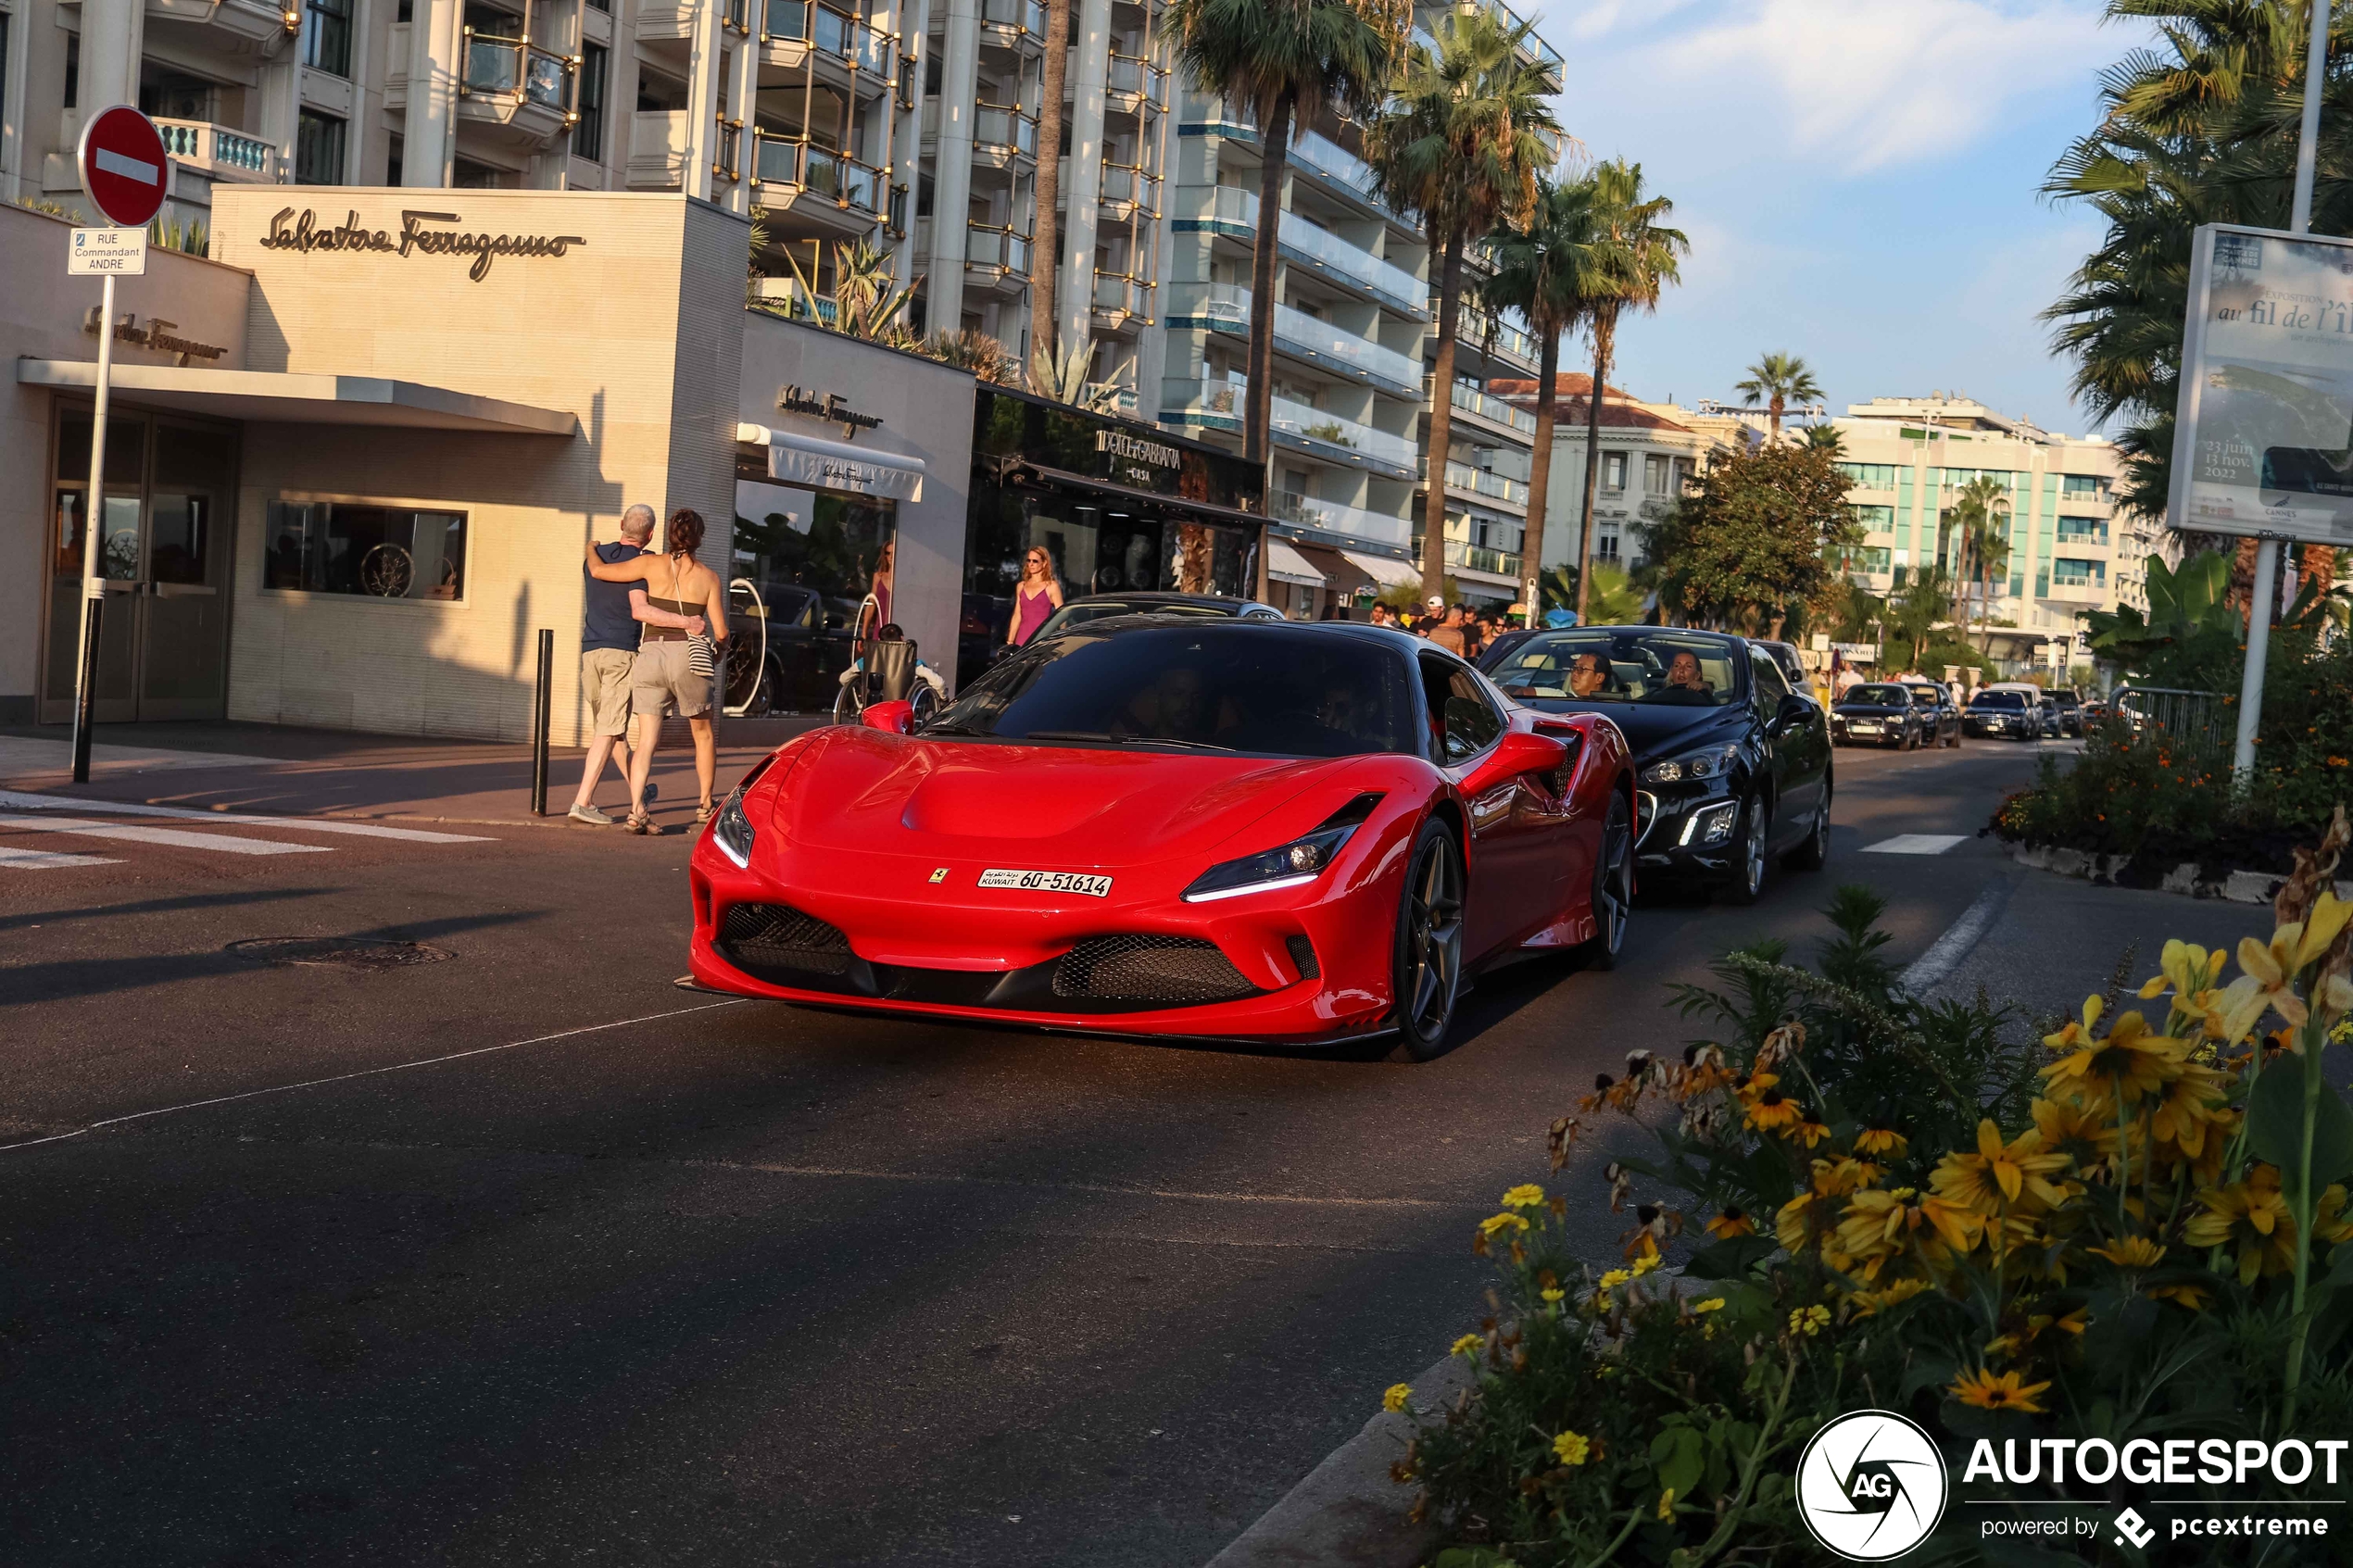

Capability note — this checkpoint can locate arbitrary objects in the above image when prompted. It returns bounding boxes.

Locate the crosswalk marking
[0,792,494,844]
[1861,834,1968,856]
[0,814,334,858]
[0,844,123,870]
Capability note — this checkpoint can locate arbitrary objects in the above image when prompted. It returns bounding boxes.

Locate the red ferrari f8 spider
[688,617,1635,1057]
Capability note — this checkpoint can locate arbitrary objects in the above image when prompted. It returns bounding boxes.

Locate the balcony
[1433,378,1537,440]
[1099,161,1161,220]
[459,31,574,146]
[978,0,1048,46]
[154,118,280,184]
[1290,129,1383,207]
[972,102,1038,164]
[1171,378,1418,479]
[1165,282,1422,397]
[966,223,1032,271]
[1439,460,1529,512]
[1092,271,1153,330]
[1272,489,1414,551]
[750,133,884,237]
[1177,187,1425,318]
[146,0,296,46]
[1107,52,1167,111]
[1445,540,1524,579]
[763,0,893,75]
[1453,305,1538,373]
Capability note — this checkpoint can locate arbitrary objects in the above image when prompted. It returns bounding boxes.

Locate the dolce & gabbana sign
[258,207,588,282]
[1094,428,1180,468]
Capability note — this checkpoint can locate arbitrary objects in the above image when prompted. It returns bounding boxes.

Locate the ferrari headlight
[711,785,757,868]
[1642,744,1739,786]
[1181,794,1380,904]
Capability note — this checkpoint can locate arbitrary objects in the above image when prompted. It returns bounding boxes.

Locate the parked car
[1894,680,1964,747]
[1831,682,1935,749]
[1486,626,1832,905]
[2047,686,2085,737]
[1029,591,1283,644]
[1754,641,1818,703]
[2038,694,2066,739]
[1965,686,2043,740]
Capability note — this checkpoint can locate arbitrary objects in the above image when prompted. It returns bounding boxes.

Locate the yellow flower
[2221,897,2353,1035]
[1501,1183,1547,1210]
[1786,1117,1833,1148]
[1849,1277,1931,1317]
[2184,1166,2297,1285]
[1855,1128,1908,1157]
[1950,1367,2051,1413]
[2140,940,2239,1039]
[2148,1278,2213,1311]
[1705,1207,1755,1239]
[1630,1252,1662,1277]
[1382,1383,1413,1412]
[1479,1211,1530,1237]
[1789,1304,1831,1336]
[1540,1286,1566,1305]
[1833,1188,1945,1280]
[2043,993,2105,1053]
[1554,1429,1591,1466]
[1743,1083,1805,1132]
[1598,1268,1633,1289]
[1450,1333,1485,1358]
[1931,1120,2071,1216]
[2042,1010,2186,1108]
[2146,1060,2233,1165]
[1692,1298,1726,1314]
[2090,1236,2167,1270]
[1657,1487,1677,1520]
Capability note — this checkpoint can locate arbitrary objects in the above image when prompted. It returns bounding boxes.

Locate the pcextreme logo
[1795,1410,1949,1561]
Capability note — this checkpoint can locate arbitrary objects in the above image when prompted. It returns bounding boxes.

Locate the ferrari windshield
[1037,598,1240,639]
[923,625,1417,758]
[1488,631,1743,708]
[1842,684,1913,707]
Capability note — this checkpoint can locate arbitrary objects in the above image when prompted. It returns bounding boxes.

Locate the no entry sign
[76,106,169,229]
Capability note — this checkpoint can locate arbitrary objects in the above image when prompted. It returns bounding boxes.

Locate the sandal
[625,810,663,836]
[695,802,717,826]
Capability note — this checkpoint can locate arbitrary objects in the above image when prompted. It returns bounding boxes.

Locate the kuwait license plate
[978,868,1114,897]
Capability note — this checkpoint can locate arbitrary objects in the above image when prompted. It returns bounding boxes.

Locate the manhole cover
[226,937,455,971]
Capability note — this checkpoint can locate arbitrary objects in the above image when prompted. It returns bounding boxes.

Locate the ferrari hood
[772,730,1354,866]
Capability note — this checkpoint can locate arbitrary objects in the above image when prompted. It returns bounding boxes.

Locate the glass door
[44,411,148,724]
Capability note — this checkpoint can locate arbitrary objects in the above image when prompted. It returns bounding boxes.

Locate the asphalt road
[0,734,2276,1567]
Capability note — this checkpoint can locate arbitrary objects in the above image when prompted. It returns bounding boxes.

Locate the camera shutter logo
[1794,1410,1948,1561]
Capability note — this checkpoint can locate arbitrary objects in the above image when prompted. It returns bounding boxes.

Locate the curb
[2009,844,2353,907]
[1203,1355,1469,1568]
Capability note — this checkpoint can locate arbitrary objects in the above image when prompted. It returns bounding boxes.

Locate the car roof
[1060,591,1274,612]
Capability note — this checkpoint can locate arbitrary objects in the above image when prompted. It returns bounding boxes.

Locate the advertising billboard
[2170,222,2353,546]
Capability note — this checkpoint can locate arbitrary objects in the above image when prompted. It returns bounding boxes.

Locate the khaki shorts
[632,637,711,719]
[581,647,636,737]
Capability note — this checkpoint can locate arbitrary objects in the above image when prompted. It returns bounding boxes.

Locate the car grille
[1285,935,1320,982]
[718,901,854,978]
[1051,935,1256,1006]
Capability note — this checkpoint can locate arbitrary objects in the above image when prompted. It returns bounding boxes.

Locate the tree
[1830,579,1885,645]
[1734,351,1823,442]
[1802,422,1846,458]
[1480,176,1595,617]
[1368,8,1561,605]
[1563,159,1686,624]
[773,238,922,342]
[1029,338,1127,411]
[1885,565,1955,672]
[1029,0,1074,364]
[1167,0,1405,467]
[1643,443,1859,637]
[1944,475,2012,653]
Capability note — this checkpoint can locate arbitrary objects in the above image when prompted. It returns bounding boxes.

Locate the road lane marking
[0,844,123,870]
[1862,834,1967,855]
[0,999,749,1154]
[0,814,334,857]
[0,792,494,843]
[1901,874,2019,993]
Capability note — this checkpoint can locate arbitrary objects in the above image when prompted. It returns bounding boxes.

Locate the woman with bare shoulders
[585,508,729,834]
[1006,545,1063,647]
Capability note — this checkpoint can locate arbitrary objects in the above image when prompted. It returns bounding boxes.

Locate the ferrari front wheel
[1388,820,1465,1062]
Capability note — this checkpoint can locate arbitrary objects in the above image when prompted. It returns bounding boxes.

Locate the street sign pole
[2231,0,2331,782]
[69,266,118,784]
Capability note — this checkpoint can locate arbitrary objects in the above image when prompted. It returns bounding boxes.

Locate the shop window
[731,483,897,713]
[265,502,468,601]
[304,0,354,78]
[575,44,609,160]
[295,110,346,184]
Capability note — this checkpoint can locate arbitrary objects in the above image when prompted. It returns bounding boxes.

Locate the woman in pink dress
[1005,545,1064,646]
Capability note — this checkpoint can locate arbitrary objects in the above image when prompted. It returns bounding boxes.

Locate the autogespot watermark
[1796,1413,2348,1560]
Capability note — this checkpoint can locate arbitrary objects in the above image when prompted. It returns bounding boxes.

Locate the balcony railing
[1435,377,1537,436]
[1167,282,1421,396]
[1454,306,1537,369]
[1107,52,1166,103]
[1446,540,1524,577]
[1176,377,1418,474]
[764,0,892,71]
[1093,271,1152,317]
[1290,128,1382,204]
[1272,489,1413,550]
[154,118,280,182]
[1186,186,1423,316]
[715,117,742,182]
[979,0,1047,34]
[1099,161,1160,214]
[966,222,1031,270]
[462,33,572,107]
[1442,460,1529,508]
[973,102,1037,157]
[751,132,882,213]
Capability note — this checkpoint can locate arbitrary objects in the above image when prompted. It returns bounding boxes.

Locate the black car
[1831,682,1935,750]
[1484,627,1832,904]
[1894,681,1965,747]
[2047,688,2084,737]
[1965,687,2043,740]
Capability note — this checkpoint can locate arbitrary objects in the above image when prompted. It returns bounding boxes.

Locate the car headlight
[1680,801,1740,847]
[1181,794,1380,904]
[711,785,757,869]
[1642,744,1739,786]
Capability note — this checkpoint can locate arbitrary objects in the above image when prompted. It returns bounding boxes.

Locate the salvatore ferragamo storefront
[0,189,1264,741]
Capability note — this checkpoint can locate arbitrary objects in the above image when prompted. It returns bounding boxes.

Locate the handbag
[688,631,716,681]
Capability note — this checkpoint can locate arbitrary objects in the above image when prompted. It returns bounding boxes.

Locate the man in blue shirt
[568,504,703,825]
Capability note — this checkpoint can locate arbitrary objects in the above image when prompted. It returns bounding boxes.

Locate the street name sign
[2171,221,2353,546]
[68,227,147,276]
[76,106,170,229]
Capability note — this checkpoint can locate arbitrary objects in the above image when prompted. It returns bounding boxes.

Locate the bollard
[531,627,553,816]
[70,596,103,784]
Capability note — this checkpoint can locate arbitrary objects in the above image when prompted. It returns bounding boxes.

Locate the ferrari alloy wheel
[1389,821,1465,1061]
[1722,795,1769,907]
[1585,791,1634,971]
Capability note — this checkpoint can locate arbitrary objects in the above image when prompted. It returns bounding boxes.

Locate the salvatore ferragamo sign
[258,207,588,282]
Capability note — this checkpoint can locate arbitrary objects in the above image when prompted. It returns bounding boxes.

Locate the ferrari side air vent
[1285,935,1320,982]
[719,902,854,977]
[1052,935,1256,1006]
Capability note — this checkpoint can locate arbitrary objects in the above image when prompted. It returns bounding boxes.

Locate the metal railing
[153,118,280,180]
[1290,128,1382,203]
[1454,305,1537,368]
[1187,186,1422,315]
[1166,282,1421,395]
[1099,161,1160,214]
[715,117,742,181]
[1107,52,1166,102]
[974,102,1038,156]
[1446,539,1523,577]
[1437,378,1537,435]
[462,33,573,107]
[2112,686,2232,748]
[965,222,1031,270]
[1272,489,1413,550]
[751,132,882,213]
[979,0,1047,33]
[1442,460,1528,507]
[1176,378,1417,471]
[764,0,891,71]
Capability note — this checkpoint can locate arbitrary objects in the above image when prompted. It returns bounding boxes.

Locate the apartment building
[1503,374,1748,575]
[1828,394,2156,644]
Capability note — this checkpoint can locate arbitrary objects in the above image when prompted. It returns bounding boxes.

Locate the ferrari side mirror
[861,699,915,735]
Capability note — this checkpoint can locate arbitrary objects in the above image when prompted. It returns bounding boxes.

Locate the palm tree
[1367,8,1562,604]
[1803,422,1847,458]
[1029,0,1075,363]
[1167,0,1405,468]
[1479,176,1594,618]
[1945,475,2011,652]
[1733,351,1822,442]
[1887,565,1954,671]
[1564,159,1685,623]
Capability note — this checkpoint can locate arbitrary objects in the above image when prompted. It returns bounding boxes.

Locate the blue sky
[1517,0,2134,434]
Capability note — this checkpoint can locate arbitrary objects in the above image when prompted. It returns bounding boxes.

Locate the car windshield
[1973,691,2025,709]
[1037,600,1235,638]
[1488,631,1743,708]
[1843,684,1911,706]
[922,625,1417,757]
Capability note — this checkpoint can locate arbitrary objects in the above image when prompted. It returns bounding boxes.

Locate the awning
[1290,542,1373,598]
[737,420,925,502]
[1266,539,1326,588]
[1340,550,1418,591]
[16,359,577,433]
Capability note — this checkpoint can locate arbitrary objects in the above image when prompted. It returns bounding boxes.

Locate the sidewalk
[0,719,823,830]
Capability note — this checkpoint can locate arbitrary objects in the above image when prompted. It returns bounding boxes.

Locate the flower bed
[1390,818,2353,1566]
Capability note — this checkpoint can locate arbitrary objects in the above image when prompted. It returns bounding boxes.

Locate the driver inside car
[1657,649,1714,703]
[1567,651,1611,699]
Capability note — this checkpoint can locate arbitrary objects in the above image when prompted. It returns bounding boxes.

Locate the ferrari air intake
[718,902,854,978]
[1051,935,1255,1006]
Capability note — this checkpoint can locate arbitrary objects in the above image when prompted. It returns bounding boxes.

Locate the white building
[1500,375,1748,574]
